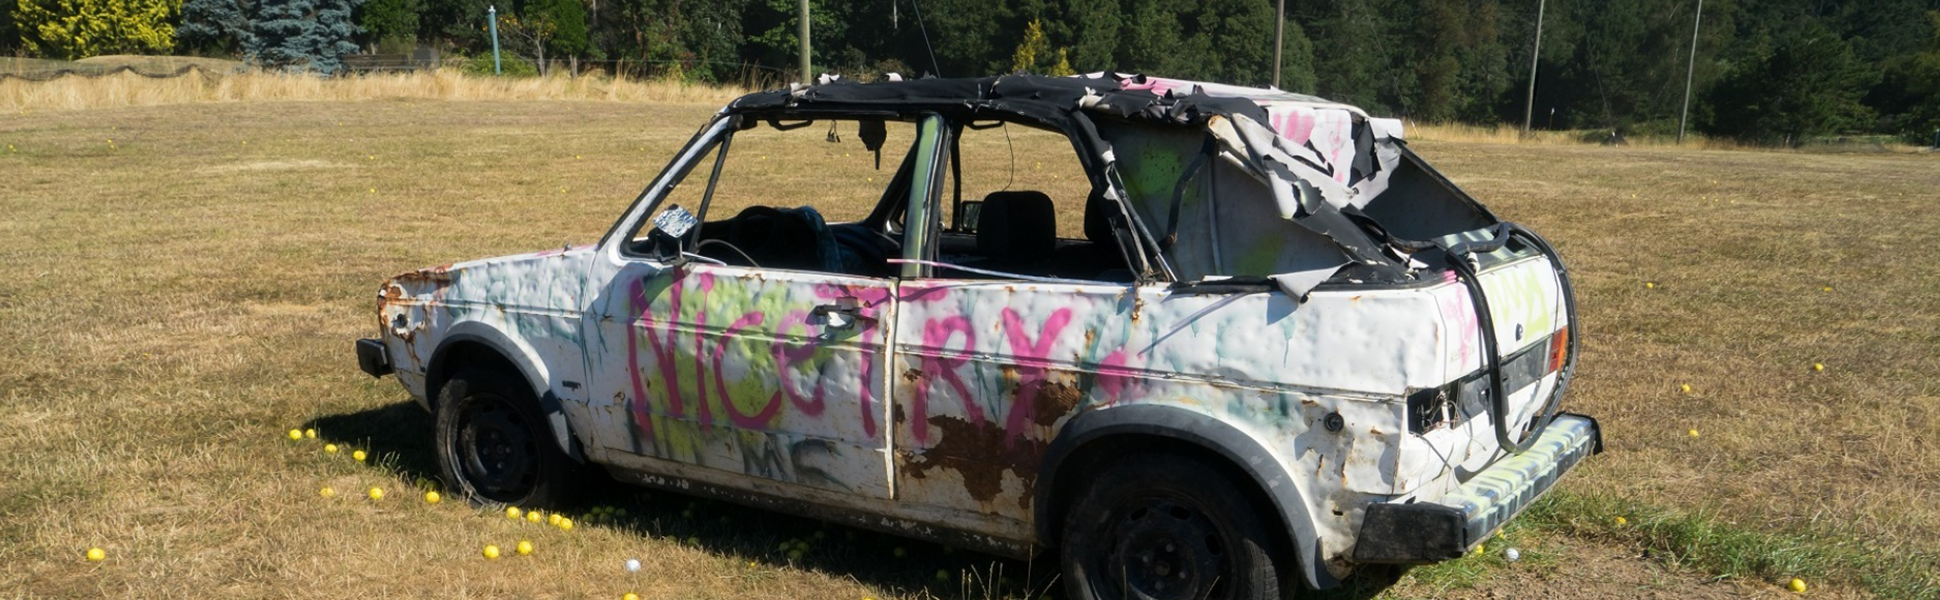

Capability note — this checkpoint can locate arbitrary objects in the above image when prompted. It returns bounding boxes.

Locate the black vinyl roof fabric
[726,74,1283,133]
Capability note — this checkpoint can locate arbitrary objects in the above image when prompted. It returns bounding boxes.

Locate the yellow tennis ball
[1645,281,1655,289]
[1788,578,1807,593]
[324,444,338,454]
[86,547,106,561]
[1689,429,1700,438]
[1615,516,1628,526]
[548,513,562,526]
[482,545,501,559]
[424,491,441,504]
[352,450,367,462]
[516,540,533,556]
[528,511,543,523]
[506,507,523,519]
[367,487,384,501]
[1812,363,1825,372]
[558,517,573,531]
[319,486,335,498]
[622,594,639,600]
[287,429,303,440]
[304,428,317,439]
[1679,384,1692,394]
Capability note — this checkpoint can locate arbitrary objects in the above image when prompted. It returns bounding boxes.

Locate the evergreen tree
[178,0,255,54]
[358,0,424,48]
[251,0,365,73]
[15,0,179,59]
[1703,18,1876,144]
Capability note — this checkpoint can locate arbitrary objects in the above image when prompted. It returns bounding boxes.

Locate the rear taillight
[1547,327,1570,373]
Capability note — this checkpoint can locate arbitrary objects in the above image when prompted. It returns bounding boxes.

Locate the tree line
[5,0,1938,144]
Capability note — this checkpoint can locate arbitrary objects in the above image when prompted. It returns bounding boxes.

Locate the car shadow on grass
[308,401,1399,600]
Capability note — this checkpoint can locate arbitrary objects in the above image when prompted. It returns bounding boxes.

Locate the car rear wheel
[434,367,575,508]
[1059,452,1293,600]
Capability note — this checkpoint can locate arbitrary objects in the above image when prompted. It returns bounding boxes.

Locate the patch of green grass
[1525,490,1940,599]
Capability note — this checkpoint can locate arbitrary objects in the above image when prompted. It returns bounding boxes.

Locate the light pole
[488,5,502,75]
[1273,0,1285,89]
[1522,0,1546,135]
[1677,0,1704,144]
[798,0,812,84]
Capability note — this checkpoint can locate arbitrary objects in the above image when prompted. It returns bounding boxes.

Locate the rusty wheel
[1059,453,1292,600]
[434,367,575,508]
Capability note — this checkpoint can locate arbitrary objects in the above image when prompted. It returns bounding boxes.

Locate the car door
[579,114,941,502]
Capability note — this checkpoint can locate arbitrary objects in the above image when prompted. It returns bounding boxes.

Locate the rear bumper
[1352,413,1602,564]
[355,338,393,378]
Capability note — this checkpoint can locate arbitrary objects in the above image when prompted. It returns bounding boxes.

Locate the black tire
[434,367,577,508]
[1059,453,1295,600]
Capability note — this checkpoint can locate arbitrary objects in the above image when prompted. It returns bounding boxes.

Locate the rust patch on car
[904,416,1044,510]
[391,264,456,287]
[1033,381,1082,427]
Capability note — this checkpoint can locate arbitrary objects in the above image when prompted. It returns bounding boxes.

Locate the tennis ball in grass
[1789,578,1807,593]
[1689,429,1700,438]
[1813,363,1825,372]
[1615,516,1628,526]
[1680,384,1692,394]
[528,511,544,523]
[1645,282,1656,289]
[367,487,384,501]
[548,513,562,526]
[86,548,106,561]
[558,518,573,531]
[424,491,441,504]
[304,428,316,439]
[287,429,303,441]
[516,540,533,556]
[625,558,642,572]
[320,486,335,498]
[324,444,338,454]
[623,594,640,600]
[482,545,501,559]
[352,450,367,462]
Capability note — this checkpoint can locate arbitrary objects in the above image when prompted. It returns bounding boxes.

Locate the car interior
[629,116,1139,284]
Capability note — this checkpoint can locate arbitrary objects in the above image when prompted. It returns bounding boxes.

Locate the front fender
[428,322,584,462]
[1035,404,1336,590]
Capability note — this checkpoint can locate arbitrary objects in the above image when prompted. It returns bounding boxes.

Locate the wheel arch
[1034,404,1338,591]
[425,324,585,463]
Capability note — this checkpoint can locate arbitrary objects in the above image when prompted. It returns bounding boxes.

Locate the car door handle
[811,298,870,331]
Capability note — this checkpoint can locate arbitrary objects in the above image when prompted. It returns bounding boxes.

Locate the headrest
[975,191,1056,265]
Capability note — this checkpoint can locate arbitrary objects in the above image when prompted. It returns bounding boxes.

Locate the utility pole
[798,0,812,84]
[1522,0,1546,134]
[488,5,502,75]
[1678,0,1704,144]
[1273,0,1285,89]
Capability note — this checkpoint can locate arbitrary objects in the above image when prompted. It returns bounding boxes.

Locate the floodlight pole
[1273,0,1285,89]
[488,5,502,75]
[1522,0,1546,134]
[799,0,812,84]
[1677,0,1703,144]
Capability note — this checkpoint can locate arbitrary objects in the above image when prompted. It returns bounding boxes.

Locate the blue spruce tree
[177,0,257,55]
[251,0,366,74]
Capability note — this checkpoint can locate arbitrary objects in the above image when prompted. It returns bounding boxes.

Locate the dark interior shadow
[307,401,1400,600]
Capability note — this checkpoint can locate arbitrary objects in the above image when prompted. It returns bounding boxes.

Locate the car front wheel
[434,367,575,508]
[1059,452,1294,600]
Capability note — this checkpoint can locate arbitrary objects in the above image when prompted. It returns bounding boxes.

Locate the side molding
[1035,404,1337,590]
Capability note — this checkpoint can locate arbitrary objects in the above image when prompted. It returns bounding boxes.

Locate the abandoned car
[355,74,1600,599]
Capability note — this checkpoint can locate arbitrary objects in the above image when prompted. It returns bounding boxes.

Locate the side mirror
[953,200,983,234]
[646,204,698,264]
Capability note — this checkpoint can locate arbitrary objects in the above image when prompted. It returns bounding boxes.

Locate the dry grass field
[1,77,1936,599]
